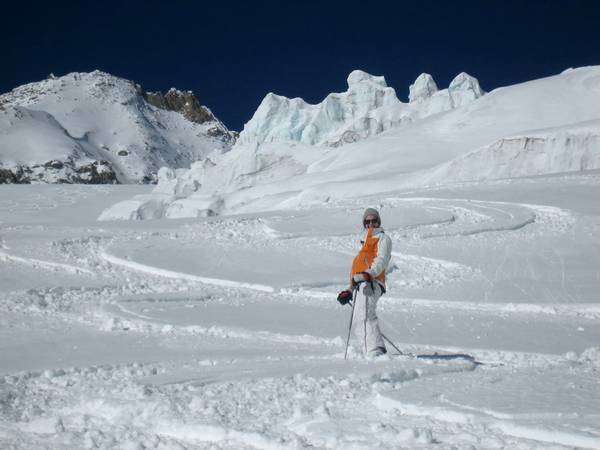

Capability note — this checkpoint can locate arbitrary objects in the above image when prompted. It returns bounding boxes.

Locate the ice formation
[237,70,485,148]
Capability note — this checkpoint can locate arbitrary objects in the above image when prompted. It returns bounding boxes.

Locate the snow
[0,71,234,183]
[2,170,600,448]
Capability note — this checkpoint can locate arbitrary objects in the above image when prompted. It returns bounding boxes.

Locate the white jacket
[364,227,392,283]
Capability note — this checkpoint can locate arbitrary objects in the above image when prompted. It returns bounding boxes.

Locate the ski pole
[344,287,359,360]
[380,332,403,355]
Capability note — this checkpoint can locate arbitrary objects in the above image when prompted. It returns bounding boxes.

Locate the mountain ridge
[0,70,236,184]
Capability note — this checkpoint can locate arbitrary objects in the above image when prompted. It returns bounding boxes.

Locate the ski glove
[352,272,371,284]
[337,289,353,305]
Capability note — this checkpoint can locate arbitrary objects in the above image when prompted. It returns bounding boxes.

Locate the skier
[338,208,392,357]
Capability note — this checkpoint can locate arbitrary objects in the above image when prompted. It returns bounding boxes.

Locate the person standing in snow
[339,208,392,357]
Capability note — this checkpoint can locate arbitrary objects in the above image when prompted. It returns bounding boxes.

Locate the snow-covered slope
[0,71,236,184]
[3,176,600,449]
[415,119,600,185]
[100,66,600,219]
[237,70,484,147]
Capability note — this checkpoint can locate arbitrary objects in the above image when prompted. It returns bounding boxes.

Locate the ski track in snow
[99,250,275,293]
[1,186,600,449]
[0,249,95,276]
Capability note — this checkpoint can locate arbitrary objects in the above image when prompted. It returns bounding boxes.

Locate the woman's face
[364,214,379,229]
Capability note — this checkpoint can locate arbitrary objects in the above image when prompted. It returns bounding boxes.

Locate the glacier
[100,66,600,220]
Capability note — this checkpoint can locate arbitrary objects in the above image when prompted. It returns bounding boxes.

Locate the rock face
[237,70,485,148]
[0,71,236,184]
[0,159,118,184]
[142,88,216,124]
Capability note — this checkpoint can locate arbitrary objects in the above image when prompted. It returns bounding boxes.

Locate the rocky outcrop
[0,167,19,184]
[0,159,118,184]
[142,88,215,124]
[142,88,235,143]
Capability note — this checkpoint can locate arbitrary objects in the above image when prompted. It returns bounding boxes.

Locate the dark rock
[141,174,158,184]
[0,167,18,184]
[0,159,119,184]
[44,160,64,169]
[207,126,225,138]
[143,91,167,110]
[0,166,31,184]
[73,160,118,184]
[142,88,215,124]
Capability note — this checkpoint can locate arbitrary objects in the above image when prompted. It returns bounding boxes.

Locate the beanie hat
[362,207,381,225]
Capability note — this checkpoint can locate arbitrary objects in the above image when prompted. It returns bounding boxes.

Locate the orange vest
[350,227,385,286]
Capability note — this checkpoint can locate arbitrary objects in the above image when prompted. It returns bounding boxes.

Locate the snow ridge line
[419,213,535,239]
[378,296,600,319]
[0,249,94,275]
[99,250,275,293]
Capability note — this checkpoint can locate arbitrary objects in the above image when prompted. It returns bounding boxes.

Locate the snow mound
[0,71,236,184]
[98,141,324,219]
[237,70,484,147]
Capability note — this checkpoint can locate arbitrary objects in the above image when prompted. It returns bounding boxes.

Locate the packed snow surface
[2,170,600,448]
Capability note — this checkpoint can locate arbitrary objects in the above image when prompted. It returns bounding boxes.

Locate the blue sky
[4,0,600,130]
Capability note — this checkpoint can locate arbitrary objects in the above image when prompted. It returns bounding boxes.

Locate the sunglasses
[364,219,380,225]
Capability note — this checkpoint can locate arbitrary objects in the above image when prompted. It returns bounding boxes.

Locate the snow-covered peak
[408,73,439,103]
[0,71,236,183]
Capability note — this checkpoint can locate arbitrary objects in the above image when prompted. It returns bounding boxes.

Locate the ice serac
[237,69,406,147]
[237,70,484,149]
[0,71,236,184]
[449,72,485,107]
[408,73,438,103]
[408,72,485,118]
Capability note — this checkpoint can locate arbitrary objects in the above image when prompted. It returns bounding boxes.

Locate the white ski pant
[352,282,384,355]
